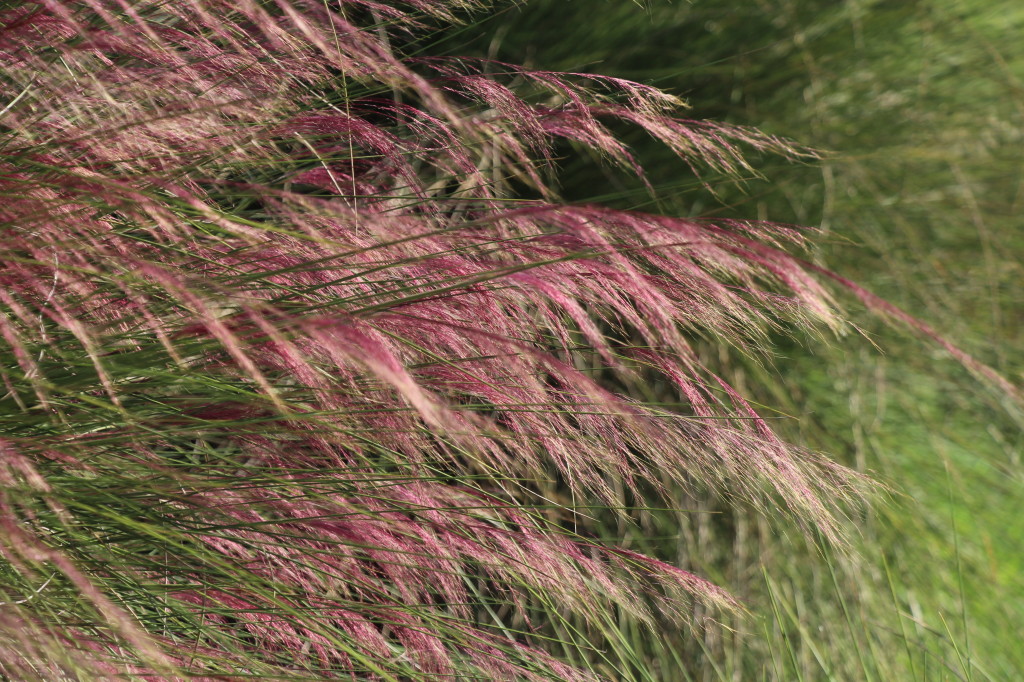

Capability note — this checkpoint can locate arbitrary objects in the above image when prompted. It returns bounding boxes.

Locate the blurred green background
[454,1,1024,679]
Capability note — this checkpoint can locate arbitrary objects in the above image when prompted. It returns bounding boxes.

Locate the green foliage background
[460,1,1024,679]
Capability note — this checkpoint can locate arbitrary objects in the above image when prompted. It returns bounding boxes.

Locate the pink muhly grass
[0,1,1014,679]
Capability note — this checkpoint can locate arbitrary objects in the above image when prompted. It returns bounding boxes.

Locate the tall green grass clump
[1,1,1015,679]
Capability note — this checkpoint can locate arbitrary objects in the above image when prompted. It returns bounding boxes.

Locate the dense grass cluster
[0,1,1016,680]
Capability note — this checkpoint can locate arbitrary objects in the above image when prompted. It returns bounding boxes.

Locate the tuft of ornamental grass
[0,1,1016,679]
